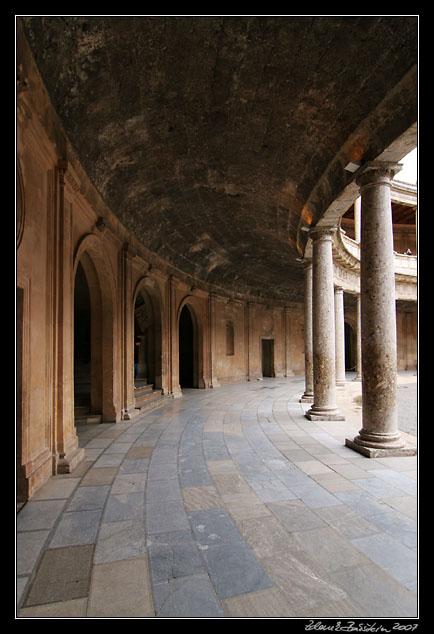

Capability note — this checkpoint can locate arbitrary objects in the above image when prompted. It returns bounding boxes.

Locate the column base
[306,405,345,421]
[300,392,314,403]
[345,437,417,458]
[57,447,86,474]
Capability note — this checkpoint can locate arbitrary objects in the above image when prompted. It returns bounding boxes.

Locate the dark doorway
[262,339,274,377]
[345,322,356,371]
[74,261,91,412]
[179,305,195,388]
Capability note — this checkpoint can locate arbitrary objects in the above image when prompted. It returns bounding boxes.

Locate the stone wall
[16,77,306,498]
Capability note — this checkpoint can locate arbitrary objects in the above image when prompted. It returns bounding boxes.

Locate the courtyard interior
[16,372,418,619]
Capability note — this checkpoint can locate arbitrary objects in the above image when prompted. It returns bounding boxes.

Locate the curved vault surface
[20,16,418,301]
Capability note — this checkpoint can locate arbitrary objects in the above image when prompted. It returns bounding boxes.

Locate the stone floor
[16,373,418,619]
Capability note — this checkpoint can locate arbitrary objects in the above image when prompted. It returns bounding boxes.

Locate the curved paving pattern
[17,376,417,618]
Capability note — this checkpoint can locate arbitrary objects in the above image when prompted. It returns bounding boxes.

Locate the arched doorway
[344,322,356,372]
[261,338,275,377]
[179,304,197,388]
[133,285,162,390]
[73,241,117,423]
[74,261,92,417]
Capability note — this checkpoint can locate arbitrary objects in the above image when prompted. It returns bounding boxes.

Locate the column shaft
[346,161,415,457]
[300,260,314,402]
[306,227,344,421]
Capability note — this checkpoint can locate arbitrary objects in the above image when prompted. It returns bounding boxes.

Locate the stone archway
[73,235,118,422]
[133,281,163,391]
[178,301,205,389]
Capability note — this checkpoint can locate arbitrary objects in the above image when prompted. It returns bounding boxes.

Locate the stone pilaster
[300,260,314,402]
[306,227,345,421]
[209,293,221,388]
[334,286,346,386]
[346,161,416,457]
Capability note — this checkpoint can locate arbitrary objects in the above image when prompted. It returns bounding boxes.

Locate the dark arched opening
[345,322,356,371]
[74,261,92,415]
[179,305,195,388]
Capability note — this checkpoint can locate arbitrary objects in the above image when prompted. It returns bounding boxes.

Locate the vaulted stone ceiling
[19,16,418,302]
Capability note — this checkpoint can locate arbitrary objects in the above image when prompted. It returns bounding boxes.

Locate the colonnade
[301,161,416,457]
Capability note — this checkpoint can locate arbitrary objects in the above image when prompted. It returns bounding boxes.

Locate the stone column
[334,286,346,386]
[306,227,345,421]
[346,161,415,456]
[300,259,314,402]
[353,294,362,381]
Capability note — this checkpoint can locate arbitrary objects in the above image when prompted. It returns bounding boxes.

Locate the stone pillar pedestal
[334,286,346,387]
[345,162,416,457]
[300,260,314,402]
[306,227,345,421]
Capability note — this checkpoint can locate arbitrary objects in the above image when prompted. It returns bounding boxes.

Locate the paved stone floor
[16,374,418,619]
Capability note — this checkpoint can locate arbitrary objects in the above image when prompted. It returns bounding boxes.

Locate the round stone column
[346,161,413,456]
[306,227,344,421]
[334,286,346,386]
[300,259,314,402]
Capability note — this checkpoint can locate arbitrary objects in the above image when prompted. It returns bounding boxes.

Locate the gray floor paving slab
[94,519,147,564]
[179,466,214,487]
[249,478,299,502]
[49,509,103,547]
[334,489,392,516]
[188,508,246,545]
[288,482,341,509]
[17,530,50,576]
[31,478,81,500]
[146,500,190,534]
[291,525,371,574]
[329,562,417,617]
[103,492,145,522]
[110,471,147,494]
[367,468,418,496]
[67,485,110,512]
[17,375,418,619]
[146,530,206,581]
[17,499,67,531]
[350,532,417,591]
[199,540,275,599]
[352,476,409,499]
[364,507,418,549]
[268,499,326,532]
[119,458,150,473]
[152,573,225,618]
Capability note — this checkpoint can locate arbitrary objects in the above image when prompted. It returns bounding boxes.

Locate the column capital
[308,225,338,242]
[356,161,402,189]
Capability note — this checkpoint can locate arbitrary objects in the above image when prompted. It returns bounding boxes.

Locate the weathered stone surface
[19,16,418,302]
